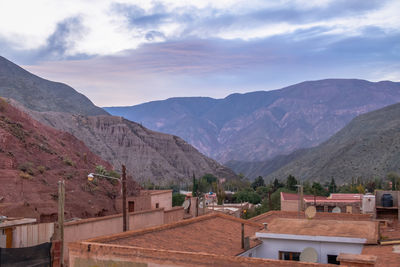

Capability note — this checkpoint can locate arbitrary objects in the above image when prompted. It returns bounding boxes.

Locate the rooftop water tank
[382,194,393,207]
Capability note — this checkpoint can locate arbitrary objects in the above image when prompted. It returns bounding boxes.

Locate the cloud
[1,0,399,60]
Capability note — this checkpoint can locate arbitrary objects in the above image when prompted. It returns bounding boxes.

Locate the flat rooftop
[261,218,378,244]
[88,213,263,256]
[250,210,374,224]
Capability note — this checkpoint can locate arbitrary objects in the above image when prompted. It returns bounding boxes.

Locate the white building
[240,218,378,264]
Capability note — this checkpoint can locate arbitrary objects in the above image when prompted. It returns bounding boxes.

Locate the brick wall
[51,240,61,267]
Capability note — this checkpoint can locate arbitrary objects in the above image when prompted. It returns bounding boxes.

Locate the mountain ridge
[0,56,237,184]
[237,102,400,183]
[105,79,400,163]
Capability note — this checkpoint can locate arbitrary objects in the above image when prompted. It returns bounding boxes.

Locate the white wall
[254,238,363,264]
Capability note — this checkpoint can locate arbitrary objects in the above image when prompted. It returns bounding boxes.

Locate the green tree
[312,182,328,196]
[286,175,298,191]
[387,172,400,191]
[172,193,186,207]
[273,178,284,191]
[234,188,261,204]
[251,176,265,190]
[202,173,217,184]
[328,178,337,193]
[192,174,199,197]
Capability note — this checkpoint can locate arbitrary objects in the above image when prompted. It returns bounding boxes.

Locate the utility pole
[122,165,127,232]
[297,184,303,218]
[58,180,65,267]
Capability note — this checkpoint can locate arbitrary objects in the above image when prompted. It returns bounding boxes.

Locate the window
[156,203,159,208]
[316,206,325,212]
[279,251,300,261]
[327,255,339,265]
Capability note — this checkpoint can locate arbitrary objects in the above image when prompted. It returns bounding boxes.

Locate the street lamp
[87,164,128,232]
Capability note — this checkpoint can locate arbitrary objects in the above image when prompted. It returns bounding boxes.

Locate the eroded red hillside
[0,98,123,221]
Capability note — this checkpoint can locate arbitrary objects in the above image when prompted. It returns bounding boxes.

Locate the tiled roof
[261,218,378,244]
[88,213,263,256]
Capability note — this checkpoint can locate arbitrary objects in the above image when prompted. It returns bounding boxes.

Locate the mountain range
[105,79,400,164]
[254,102,400,183]
[0,56,237,184]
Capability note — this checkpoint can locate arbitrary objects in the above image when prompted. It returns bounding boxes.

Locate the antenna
[332,206,341,213]
[300,247,318,263]
[305,206,316,219]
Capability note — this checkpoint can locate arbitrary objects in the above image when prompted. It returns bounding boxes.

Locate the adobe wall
[164,206,184,224]
[68,241,328,267]
[281,199,299,212]
[116,194,151,213]
[128,209,164,230]
[150,190,172,210]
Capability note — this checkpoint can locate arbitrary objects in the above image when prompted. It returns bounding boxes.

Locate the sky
[0,0,399,106]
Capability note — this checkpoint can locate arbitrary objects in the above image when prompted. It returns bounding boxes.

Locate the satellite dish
[305,206,316,219]
[332,206,341,213]
[183,200,190,210]
[300,247,318,263]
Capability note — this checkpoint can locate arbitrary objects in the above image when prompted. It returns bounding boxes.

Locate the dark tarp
[0,242,51,267]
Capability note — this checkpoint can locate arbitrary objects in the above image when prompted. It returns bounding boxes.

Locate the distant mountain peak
[0,55,108,116]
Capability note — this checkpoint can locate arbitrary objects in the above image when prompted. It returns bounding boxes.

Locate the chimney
[263,223,268,230]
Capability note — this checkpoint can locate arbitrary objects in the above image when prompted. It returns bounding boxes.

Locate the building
[0,217,37,248]
[252,210,400,267]
[281,192,369,214]
[246,218,378,264]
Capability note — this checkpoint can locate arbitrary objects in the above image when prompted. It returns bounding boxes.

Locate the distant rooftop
[281,192,363,203]
[260,218,378,244]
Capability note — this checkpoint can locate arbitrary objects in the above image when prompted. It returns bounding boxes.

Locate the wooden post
[241,223,245,249]
[122,165,127,232]
[300,185,304,212]
[58,180,65,267]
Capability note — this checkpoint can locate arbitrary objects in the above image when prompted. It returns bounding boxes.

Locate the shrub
[19,171,32,180]
[172,193,186,207]
[18,162,35,175]
[37,165,46,174]
[63,157,75,166]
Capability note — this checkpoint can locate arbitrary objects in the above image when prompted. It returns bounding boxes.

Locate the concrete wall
[255,238,363,264]
[164,206,184,224]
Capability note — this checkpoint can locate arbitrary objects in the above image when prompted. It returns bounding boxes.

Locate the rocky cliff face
[23,109,237,185]
[0,99,121,221]
[262,103,400,183]
[105,79,400,163]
